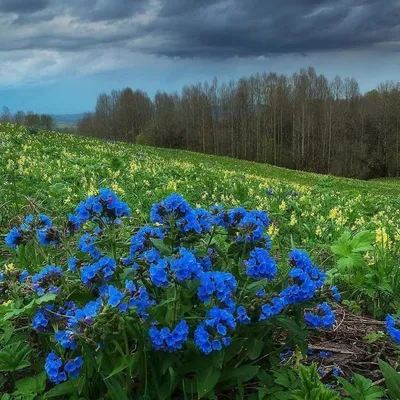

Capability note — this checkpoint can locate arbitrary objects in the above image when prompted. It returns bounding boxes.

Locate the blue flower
[305,303,335,329]
[78,234,100,259]
[170,248,203,281]
[140,248,161,263]
[198,271,237,307]
[67,214,80,233]
[279,347,293,362]
[149,320,189,352]
[38,214,52,229]
[129,226,164,257]
[68,257,78,272]
[81,257,116,286]
[244,248,277,280]
[55,330,77,350]
[45,352,67,385]
[64,356,83,379]
[236,211,268,243]
[125,280,136,293]
[104,285,125,307]
[0,272,3,281]
[150,193,192,226]
[128,286,155,319]
[149,258,169,287]
[5,227,23,249]
[386,314,400,344]
[236,306,250,324]
[331,286,341,302]
[37,228,60,246]
[19,270,29,283]
[265,189,273,196]
[194,307,236,354]
[256,289,265,297]
[20,214,34,230]
[332,367,341,376]
[32,310,49,331]
[259,296,286,321]
[32,265,63,296]
[68,299,102,328]
[75,188,130,224]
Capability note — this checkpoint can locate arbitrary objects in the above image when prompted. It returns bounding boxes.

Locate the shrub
[0,189,336,399]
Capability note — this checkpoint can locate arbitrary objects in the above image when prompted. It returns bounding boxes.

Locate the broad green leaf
[247,338,264,360]
[379,359,400,399]
[197,367,221,399]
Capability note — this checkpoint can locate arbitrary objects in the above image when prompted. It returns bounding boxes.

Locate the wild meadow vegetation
[0,122,400,399]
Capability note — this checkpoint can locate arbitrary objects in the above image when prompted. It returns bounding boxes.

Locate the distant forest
[77,67,400,178]
[1,108,55,131]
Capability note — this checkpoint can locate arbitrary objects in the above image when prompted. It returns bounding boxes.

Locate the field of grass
[0,122,399,399]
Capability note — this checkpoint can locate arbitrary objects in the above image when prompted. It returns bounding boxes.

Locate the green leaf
[379,359,400,399]
[247,338,264,360]
[220,365,259,385]
[105,358,129,379]
[14,373,46,395]
[196,367,221,399]
[45,379,80,398]
[150,238,172,256]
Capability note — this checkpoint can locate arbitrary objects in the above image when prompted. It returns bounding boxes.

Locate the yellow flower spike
[279,201,287,211]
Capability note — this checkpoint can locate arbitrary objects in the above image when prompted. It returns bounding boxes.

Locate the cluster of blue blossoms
[45,352,83,384]
[75,188,131,224]
[3,190,339,386]
[5,214,59,248]
[386,315,400,344]
[149,320,189,352]
[259,249,333,325]
[304,303,336,329]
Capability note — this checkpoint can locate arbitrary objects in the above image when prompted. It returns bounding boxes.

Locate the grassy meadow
[1,122,400,399]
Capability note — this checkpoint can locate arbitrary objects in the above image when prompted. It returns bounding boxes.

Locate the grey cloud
[1,0,400,57]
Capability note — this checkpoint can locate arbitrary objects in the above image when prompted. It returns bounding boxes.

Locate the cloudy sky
[1,0,400,114]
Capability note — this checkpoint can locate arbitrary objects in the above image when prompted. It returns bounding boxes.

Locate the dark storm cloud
[0,0,49,13]
[147,0,400,57]
[1,0,400,57]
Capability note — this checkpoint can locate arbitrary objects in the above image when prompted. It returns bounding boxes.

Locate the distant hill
[51,113,85,129]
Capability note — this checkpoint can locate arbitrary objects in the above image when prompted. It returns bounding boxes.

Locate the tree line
[77,66,400,178]
[1,107,55,131]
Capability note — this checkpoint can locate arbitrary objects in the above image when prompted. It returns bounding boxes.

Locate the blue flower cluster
[45,352,83,384]
[331,286,341,302]
[5,214,56,249]
[212,206,270,244]
[78,233,101,259]
[194,307,236,354]
[304,303,335,329]
[149,320,189,352]
[151,193,212,235]
[259,250,327,323]
[170,248,203,281]
[386,314,400,344]
[129,226,164,258]
[279,347,293,362]
[244,247,277,280]
[10,190,335,387]
[68,298,103,329]
[55,330,77,350]
[236,306,250,324]
[81,257,116,286]
[32,265,63,296]
[75,188,131,224]
[198,271,237,308]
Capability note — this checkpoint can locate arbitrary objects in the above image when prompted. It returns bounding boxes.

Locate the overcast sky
[1,0,400,114]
